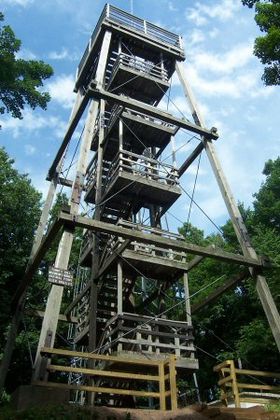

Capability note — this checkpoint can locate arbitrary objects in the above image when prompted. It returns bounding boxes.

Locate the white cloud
[168,2,178,12]
[2,0,33,6]
[192,44,253,74]
[186,66,274,100]
[209,28,220,39]
[16,48,37,60]
[187,29,205,46]
[47,74,75,109]
[0,110,67,139]
[48,48,79,61]
[24,144,36,155]
[186,0,241,26]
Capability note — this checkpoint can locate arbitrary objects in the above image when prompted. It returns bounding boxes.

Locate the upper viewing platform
[75,4,185,92]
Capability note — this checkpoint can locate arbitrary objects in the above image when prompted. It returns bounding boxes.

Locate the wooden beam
[11,218,64,308]
[176,60,280,353]
[47,93,89,180]
[25,309,78,324]
[33,380,160,398]
[191,272,247,314]
[97,239,131,279]
[178,143,204,178]
[88,86,218,140]
[40,346,161,366]
[60,212,264,267]
[48,364,159,381]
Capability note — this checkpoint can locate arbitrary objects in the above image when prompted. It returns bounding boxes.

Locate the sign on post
[48,266,73,287]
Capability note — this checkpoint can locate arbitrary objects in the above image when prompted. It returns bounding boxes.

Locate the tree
[0,148,41,342]
[0,12,53,119]
[0,148,42,393]
[253,157,280,231]
[242,0,280,85]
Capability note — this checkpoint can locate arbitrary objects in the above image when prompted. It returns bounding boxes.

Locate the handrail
[35,347,178,410]
[214,360,280,407]
[76,3,184,80]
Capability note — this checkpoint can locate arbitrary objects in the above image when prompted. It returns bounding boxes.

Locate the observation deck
[75,4,185,92]
[84,149,181,208]
[91,105,179,159]
[79,221,188,282]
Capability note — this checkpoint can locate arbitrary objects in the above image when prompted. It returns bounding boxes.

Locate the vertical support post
[117,261,123,314]
[176,60,280,353]
[0,166,62,393]
[119,118,123,173]
[34,32,112,379]
[169,355,178,410]
[89,99,106,354]
[117,261,123,352]
[159,361,166,411]
[230,360,240,408]
[183,272,192,326]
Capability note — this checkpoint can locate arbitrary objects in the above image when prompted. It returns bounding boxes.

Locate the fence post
[169,355,177,410]
[159,361,166,410]
[230,360,240,408]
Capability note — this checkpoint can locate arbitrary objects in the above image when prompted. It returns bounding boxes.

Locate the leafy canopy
[242,0,280,85]
[0,13,53,119]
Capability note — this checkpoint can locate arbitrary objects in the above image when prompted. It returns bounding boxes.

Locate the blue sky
[1,0,279,235]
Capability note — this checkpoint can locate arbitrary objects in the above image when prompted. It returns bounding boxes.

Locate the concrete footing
[11,385,70,410]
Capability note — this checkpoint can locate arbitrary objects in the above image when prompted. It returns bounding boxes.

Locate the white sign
[48,266,73,287]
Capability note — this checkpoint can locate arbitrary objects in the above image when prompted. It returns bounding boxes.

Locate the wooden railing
[34,347,178,410]
[214,360,280,407]
[107,52,169,87]
[98,312,194,358]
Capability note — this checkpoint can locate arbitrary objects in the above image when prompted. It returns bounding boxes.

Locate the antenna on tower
[130,0,134,14]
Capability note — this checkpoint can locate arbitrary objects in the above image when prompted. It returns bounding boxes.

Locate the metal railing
[77,4,183,78]
[214,360,280,407]
[103,148,179,192]
[107,52,169,89]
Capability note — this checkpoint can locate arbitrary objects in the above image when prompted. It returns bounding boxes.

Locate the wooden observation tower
[4,3,280,411]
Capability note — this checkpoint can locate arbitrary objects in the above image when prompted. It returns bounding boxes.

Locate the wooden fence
[214,360,280,407]
[33,347,178,410]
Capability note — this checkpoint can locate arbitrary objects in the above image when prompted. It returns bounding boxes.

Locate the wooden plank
[223,367,280,379]
[230,360,240,408]
[236,383,280,392]
[47,92,89,180]
[33,380,160,398]
[118,337,195,351]
[64,283,90,316]
[178,143,204,178]
[40,347,161,366]
[12,218,64,308]
[169,355,178,410]
[240,397,278,404]
[191,272,247,314]
[218,375,233,386]
[60,212,264,268]
[213,360,232,372]
[159,362,166,410]
[88,87,218,140]
[48,364,159,381]
[97,239,131,279]
[25,309,78,324]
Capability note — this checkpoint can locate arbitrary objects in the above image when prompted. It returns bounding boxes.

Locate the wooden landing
[85,170,181,208]
[107,64,169,105]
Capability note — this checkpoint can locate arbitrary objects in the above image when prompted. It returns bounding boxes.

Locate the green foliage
[242,0,280,85]
[253,157,280,231]
[0,13,53,119]
[0,148,41,339]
